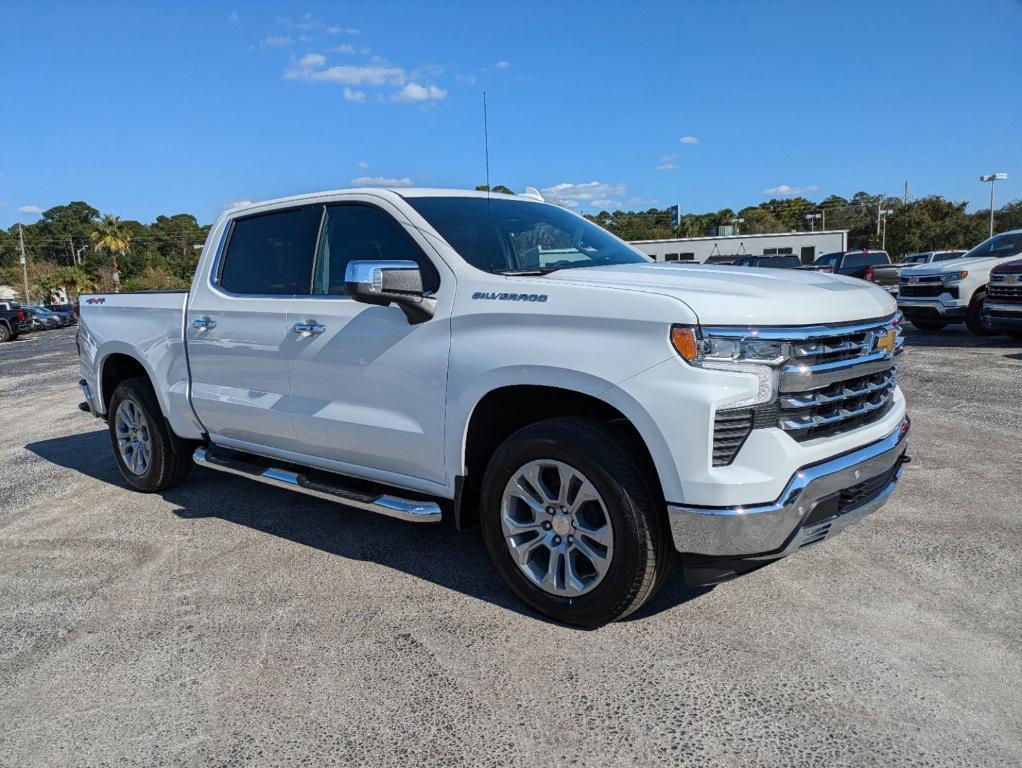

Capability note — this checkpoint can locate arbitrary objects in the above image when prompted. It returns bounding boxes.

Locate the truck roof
[223,187,537,216]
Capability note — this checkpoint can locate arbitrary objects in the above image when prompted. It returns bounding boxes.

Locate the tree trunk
[111,252,121,292]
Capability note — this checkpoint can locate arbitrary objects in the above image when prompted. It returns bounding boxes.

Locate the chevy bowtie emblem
[1007,274,1019,284]
[874,329,897,354]
[909,277,919,284]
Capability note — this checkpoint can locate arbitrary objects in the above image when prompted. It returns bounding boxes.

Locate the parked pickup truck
[77,188,910,626]
[983,258,1022,339]
[871,251,966,295]
[898,229,1022,334]
[808,250,891,280]
[0,300,33,342]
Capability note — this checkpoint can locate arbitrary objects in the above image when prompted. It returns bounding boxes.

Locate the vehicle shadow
[900,326,1020,351]
[26,428,709,627]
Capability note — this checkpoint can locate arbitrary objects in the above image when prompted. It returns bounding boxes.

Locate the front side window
[814,254,840,268]
[219,207,320,295]
[407,197,648,274]
[935,251,965,261]
[313,205,440,295]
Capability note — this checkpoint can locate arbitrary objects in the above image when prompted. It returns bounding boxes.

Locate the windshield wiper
[497,268,559,276]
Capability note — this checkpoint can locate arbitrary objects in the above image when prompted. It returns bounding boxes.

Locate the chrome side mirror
[344,260,436,323]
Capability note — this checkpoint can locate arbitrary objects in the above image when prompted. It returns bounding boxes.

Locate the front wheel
[480,417,672,627]
[0,324,10,343]
[965,290,997,336]
[108,377,193,492]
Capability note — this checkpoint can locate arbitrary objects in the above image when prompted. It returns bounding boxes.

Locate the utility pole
[880,210,894,250]
[903,180,909,205]
[18,224,30,303]
[980,173,1007,237]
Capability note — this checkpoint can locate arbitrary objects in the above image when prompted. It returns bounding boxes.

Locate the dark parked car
[46,302,80,319]
[29,306,67,329]
[0,300,33,342]
[38,303,77,325]
[730,255,801,269]
[982,258,1022,339]
[871,251,967,295]
[809,250,892,281]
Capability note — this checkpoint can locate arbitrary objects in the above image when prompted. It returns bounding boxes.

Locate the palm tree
[90,214,131,291]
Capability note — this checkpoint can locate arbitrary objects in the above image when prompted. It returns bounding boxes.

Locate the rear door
[186,205,321,450]
[285,197,453,489]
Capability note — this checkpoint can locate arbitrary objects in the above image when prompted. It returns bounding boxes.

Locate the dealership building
[630,230,848,265]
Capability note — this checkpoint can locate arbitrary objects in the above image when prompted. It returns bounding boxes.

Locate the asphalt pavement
[1,325,1019,767]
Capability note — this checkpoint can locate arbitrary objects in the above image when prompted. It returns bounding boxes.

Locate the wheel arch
[97,348,168,419]
[454,377,670,529]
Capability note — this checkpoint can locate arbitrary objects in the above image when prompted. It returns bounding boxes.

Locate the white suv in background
[897,230,1022,334]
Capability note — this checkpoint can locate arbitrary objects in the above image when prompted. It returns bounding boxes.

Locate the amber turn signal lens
[670,326,699,361]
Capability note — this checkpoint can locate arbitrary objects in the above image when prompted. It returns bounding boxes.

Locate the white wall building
[631,230,848,265]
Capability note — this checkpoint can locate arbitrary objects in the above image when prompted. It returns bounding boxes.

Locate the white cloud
[228,11,239,23]
[391,82,447,102]
[18,205,43,215]
[761,184,820,197]
[343,86,365,102]
[357,161,369,169]
[331,43,355,54]
[223,199,253,211]
[589,198,622,210]
[298,53,326,68]
[286,63,406,86]
[455,73,477,84]
[263,34,294,47]
[657,163,677,171]
[327,25,359,35]
[495,60,510,70]
[351,176,414,188]
[660,154,678,162]
[540,181,629,210]
[679,135,699,144]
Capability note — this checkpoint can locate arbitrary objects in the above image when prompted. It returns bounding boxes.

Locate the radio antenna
[483,91,491,194]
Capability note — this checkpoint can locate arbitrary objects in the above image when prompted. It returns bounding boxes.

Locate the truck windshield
[406,196,649,274]
[960,232,1022,259]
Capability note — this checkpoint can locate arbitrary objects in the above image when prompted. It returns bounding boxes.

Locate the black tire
[0,324,10,343]
[108,377,193,492]
[965,289,997,336]
[910,320,946,332]
[1006,330,1022,341]
[480,417,672,627]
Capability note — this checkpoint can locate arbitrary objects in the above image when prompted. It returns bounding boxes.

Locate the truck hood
[992,258,1022,275]
[901,255,1019,277]
[543,263,896,325]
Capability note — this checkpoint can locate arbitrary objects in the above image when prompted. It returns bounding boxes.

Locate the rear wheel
[910,320,946,332]
[1005,330,1022,341]
[965,289,997,336]
[108,377,193,492]
[480,417,672,627]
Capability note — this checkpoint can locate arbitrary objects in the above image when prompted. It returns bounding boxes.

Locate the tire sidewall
[966,290,997,336]
[108,383,165,491]
[0,324,10,342]
[480,426,651,626]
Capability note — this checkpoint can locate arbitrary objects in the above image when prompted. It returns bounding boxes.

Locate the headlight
[671,326,786,407]
[940,270,968,283]
[671,326,791,366]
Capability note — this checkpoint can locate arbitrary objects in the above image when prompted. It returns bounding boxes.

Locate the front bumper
[983,302,1022,332]
[668,417,910,557]
[897,297,967,321]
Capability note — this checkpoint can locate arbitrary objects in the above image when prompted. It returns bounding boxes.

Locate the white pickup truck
[897,229,1022,335]
[77,188,910,626]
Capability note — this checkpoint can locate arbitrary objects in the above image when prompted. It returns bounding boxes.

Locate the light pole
[730,217,744,235]
[980,172,1007,237]
[880,210,894,250]
[804,213,822,232]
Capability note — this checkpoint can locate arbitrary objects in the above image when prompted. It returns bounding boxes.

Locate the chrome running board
[192,447,442,523]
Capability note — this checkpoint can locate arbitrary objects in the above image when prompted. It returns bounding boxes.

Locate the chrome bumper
[983,302,1022,315]
[896,298,966,318]
[668,419,910,557]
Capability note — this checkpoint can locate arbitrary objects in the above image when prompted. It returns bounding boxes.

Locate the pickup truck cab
[729,255,801,269]
[983,258,1022,339]
[811,250,891,280]
[898,230,1022,334]
[77,188,910,626]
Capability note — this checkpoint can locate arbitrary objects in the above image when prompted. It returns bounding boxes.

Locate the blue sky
[2,0,1020,228]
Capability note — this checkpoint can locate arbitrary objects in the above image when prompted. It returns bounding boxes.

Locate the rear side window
[313,205,439,295]
[219,207,321,295]
[845,252,890,267]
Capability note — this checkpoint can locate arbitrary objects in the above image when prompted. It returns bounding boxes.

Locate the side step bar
[193,447,442,523]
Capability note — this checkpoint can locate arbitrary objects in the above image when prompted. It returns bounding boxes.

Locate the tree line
[1,192,1019,302]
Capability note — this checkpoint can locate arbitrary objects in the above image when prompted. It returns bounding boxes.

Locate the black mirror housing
[344,260,436,323]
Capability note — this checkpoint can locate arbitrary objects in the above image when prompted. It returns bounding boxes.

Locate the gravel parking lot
[1,325,1019,767]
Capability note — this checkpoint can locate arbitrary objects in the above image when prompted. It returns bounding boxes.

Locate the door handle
[192,317,216,331]
[292,322,326,335]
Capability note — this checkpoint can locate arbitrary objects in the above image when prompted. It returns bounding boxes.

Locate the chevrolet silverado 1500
[77,188,910,626]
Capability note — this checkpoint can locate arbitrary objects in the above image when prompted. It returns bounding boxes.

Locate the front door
[186,205,321,451]
[286,199,452,490]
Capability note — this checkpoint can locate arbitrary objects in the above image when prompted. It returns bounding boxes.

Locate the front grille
[898,284,947,298]
[988,281,1022,303]
[778,368,898,441]
[712,409,753,466]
